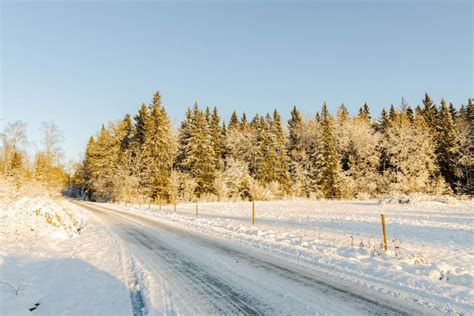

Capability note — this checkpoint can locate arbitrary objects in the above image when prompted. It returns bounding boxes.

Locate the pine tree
[389,105,398,122]
[318,103,342,198]
[379,109,390,132]
[176,107,194,172]
[210,107,224,171]
[229,111,240,130]
[132,103,148,146]
[422,93,438,130]
[81,136,96,200]
[358,103,371,122]
[337,103,349,123]
[449,102,457,120]
[287,106,307,194]
[241,113,249,130]
[143,91,174,201]
[255,116,278,184]
[406,106,414,123]
[271,110,291,193]
[183,108,216,197]
[436,99,459,191]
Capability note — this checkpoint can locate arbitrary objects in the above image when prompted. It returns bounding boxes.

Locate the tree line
[71,91,473,202]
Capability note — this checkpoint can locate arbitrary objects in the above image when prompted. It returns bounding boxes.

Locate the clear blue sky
[1,1,472,161]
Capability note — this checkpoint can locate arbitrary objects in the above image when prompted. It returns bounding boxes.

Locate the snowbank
[0,182,134,315]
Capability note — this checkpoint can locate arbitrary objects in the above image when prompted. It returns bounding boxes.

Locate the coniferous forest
[71,91,473,203]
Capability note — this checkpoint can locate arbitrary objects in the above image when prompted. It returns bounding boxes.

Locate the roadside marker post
[174,203,177,212]
[195,203,199,219]
[381,213,388,252]
[251,201,255,226]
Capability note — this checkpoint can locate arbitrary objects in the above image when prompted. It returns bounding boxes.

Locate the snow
[0,183,135,315]
[104,198,474,314]
[1,178,472,315]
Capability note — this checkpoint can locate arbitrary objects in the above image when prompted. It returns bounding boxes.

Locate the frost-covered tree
[338,116,381,197]
[382,109,445,194]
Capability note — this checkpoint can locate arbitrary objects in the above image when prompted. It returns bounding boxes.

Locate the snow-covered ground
[104,197,474,315]
[1,182,473,315]
[0,184,138,315]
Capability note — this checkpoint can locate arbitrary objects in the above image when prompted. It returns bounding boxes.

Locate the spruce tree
[184,108,216,197]
[389,105,398,122]
[379,109,390,132]
[271,110,291,193]
[422,93,438,130]
[210,106,224,171]
[358,103,371,122]
[132,103,148,147]
[318,103,342,198]
[255,116,278,184]
[337,103,349,123]
[229,111,240,130]
[436,99,459,191]
[143,91,174,201]
[176,107,194,172]
[241,113,249,129]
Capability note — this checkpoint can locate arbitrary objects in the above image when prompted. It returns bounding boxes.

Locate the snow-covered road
[76,201,430,315]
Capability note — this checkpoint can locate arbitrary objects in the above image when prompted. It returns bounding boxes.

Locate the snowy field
[104,197,474,315]
[1,184,473,315]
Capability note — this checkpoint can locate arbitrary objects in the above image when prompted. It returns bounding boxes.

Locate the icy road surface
[76,201,430,315]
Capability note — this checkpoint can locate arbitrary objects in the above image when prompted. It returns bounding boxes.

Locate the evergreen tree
[183,108,216,197]
[358,103,371,122]
[210,107,224,171]
[240,113,249,129]
[271,110,291,193]
[389,105,398,122]
[449,102,457,120]
[436,99,459,191]
[287,106,307,194]
[379,109,390,132]
[406,106,414,123]
[421,93,438,130]
[132,103,148,146]
[143,91,174,201]
[337,103,349,123]
[229,111,240,130]
[176,107,194,172]
[255,116,278,184]
[318,103,342,198]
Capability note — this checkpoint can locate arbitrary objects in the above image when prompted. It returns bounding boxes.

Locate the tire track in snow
[77,201,433,315]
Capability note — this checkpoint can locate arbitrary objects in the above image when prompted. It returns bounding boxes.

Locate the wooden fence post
[195,203,198,219]
[381,213,388,252]
[174,202,177,212]
[252,201,255,226]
